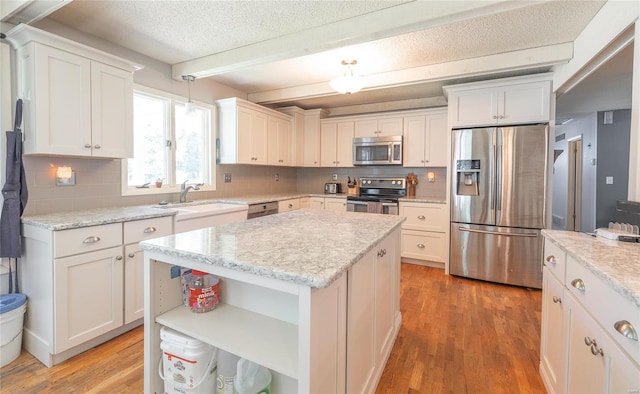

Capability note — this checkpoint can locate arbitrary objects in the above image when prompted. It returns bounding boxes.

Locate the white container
[160,326,217,394]
[0,293,27,368]
[234,358,272,394]
[216,349,240,394]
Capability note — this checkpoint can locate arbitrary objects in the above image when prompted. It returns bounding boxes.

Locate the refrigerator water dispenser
[456,160,480,196]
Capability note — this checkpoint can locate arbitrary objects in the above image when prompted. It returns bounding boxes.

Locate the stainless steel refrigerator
[450,124,548,288]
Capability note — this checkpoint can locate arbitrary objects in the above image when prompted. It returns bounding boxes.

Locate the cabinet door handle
[492,115,498,119]
[545,255,556,265]
[94,144,101,149]
[614,320,638,341]
[288,204,293,208]
[143,226,157,233]
[552,296,562,304]
[84,143,92,148]
[570,278,585,292]
[417,215,426,220]
[115,255,123,261]
[417,243,425,249]
[590,344,604,357]
[83,236,101,244]
[498,115,505,119]
[128,253,135,258]
[585,336,595,346]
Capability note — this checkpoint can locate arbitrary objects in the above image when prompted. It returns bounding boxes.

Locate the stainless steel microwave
[353,136,402,165]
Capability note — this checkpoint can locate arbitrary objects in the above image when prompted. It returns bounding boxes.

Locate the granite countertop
[21,206,179,231]
[140,209,405,288]
[542,229,640,307]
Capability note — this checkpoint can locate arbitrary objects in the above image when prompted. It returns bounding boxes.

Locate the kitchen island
[140,209,404,393]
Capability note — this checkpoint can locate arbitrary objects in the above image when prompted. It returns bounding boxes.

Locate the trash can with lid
[0,293,27,367]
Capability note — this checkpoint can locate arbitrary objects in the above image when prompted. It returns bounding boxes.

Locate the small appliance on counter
[324,182,342,194]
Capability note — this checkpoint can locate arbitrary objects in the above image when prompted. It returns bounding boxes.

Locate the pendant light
[182,75,197,116]
[330,60,364,94]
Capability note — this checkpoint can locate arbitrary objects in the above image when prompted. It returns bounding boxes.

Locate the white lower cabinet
[22,216,172,367]
[54,246,124,352]
[347,231,400,393]
[310,196,346,211]
[540,238,640,394]
[399,201,449,268]
[278,198,300,212]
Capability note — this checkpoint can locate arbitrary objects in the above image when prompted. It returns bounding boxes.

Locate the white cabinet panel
[403,110,448,167]
[320,121,354,167]
[354,116,402,138]
[53,223,122,258]
[399,202,449,265]
[54,246,124,352]
[278,198,301,212]
[540,266,567,394]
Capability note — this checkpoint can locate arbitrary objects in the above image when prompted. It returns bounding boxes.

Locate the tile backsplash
[22,156,446,215]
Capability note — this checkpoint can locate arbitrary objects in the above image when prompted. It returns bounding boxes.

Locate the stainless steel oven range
[346,177,406,215]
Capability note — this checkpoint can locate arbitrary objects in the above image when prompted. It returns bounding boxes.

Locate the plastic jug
[216,349,240,394]
[234,358,272,394]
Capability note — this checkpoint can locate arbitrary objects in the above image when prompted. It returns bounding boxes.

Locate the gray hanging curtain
[0,99,28,261]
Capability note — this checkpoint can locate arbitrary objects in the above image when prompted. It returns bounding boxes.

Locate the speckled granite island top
[21,206,178,231]
[140,209,404,288]
[542,229,640,307]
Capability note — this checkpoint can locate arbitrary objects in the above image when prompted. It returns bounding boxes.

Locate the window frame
[121,84,216,197]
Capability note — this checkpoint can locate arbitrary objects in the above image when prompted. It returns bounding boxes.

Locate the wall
[23,157,298,214]
[552,113,597,232]
[296,166,447,198]
[596,109,631,228]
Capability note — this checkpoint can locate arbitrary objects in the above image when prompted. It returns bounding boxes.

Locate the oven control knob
[391,181,396,185]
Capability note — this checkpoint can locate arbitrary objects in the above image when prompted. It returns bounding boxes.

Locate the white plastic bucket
[0,293,27,368]
[159,326,217,394]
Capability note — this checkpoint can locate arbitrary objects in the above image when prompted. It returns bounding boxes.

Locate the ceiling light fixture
[330,60,364,95]
[182,75,197,116]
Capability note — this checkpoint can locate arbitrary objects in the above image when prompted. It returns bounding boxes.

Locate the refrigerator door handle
[458,226,538,238]
[495,130,502,214]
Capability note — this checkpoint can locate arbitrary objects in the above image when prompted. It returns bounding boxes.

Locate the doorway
[566,137,583,231]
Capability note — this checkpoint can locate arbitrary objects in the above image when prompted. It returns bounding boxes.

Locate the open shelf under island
[140,209,405,393]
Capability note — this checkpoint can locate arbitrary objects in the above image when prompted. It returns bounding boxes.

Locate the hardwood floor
[0,264,543,393]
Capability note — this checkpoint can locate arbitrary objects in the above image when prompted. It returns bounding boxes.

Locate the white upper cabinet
[403,109,448,167]
[444,74,552,128]
[218,97,292,166]
[354,116,403,138]
[320,120,354,167]
[9,25,138,158]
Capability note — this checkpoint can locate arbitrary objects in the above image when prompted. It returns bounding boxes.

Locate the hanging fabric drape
[0,99,28,293]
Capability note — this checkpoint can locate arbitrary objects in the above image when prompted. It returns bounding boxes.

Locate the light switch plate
[332,173,338,181]
[605,176,613,185]
[224,173,232,183]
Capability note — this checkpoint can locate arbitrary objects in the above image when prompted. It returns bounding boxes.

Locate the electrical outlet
[605,176,614,185]
[275,173,279,182]
[332,173,338,181]
[224,173,232,183]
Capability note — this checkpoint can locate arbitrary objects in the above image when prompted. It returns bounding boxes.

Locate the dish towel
[367,201,384,214]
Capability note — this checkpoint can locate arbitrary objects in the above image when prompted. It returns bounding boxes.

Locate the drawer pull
[417,243,425,249]
[143,226,157,233]
[83,236,101,244]
[417,215,426,220]
[288,204,293,209]
[571,278,585,292]
[552,296,561,304]
[614,320,638,341]
[545,255,556,265]
[585,336,595,346]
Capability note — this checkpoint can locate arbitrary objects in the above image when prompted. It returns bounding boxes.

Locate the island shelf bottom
[155,303,299,380]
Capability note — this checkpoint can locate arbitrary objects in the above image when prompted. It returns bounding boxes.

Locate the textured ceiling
[28,0,625,112]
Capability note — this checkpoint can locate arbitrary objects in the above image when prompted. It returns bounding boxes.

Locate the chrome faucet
[179,180,201,203]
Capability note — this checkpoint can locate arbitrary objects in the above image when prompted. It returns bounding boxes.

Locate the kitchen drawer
[278,198,300,212]
[566,255,640,365]
[54,223,122,258]
[543,239,566,283]
[401,229,446,263]
[124,217,173,244]
[400,202,448,232]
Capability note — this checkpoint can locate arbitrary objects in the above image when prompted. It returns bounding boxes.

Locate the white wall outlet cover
[332,173,338,181]
[605,176,613,184]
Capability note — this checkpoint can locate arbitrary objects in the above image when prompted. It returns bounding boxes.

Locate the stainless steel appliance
[450,124,548,288]
[247,201,278,219]
[324,182,342,194]
[347,177,406,215]
[353,136,402,166]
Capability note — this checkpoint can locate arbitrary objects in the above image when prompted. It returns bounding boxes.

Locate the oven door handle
[348,201,396,207]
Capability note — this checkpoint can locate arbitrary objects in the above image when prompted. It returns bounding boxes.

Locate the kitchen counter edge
[541,229,640,308]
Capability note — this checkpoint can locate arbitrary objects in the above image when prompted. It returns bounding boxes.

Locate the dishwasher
[246,201,278,219]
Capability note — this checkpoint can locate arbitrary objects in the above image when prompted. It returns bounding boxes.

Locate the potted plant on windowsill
[155,178,164,188]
